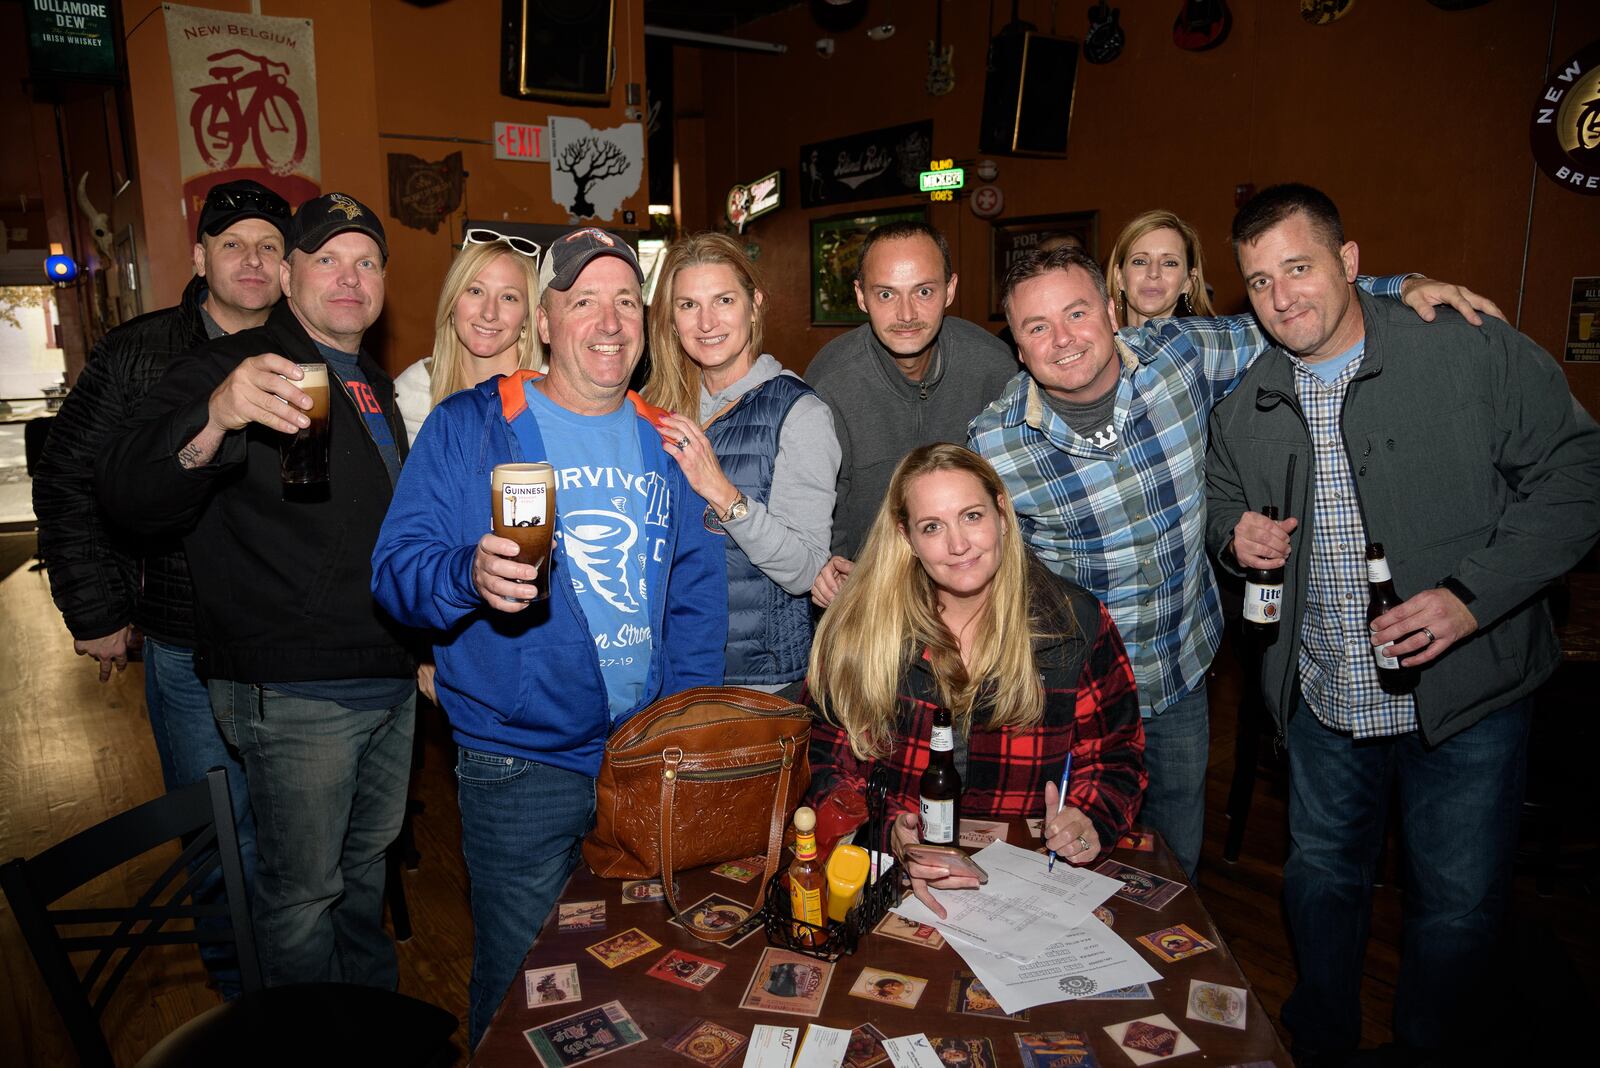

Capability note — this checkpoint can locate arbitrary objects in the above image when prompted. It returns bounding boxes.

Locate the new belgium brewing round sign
[1531,39,1600,195]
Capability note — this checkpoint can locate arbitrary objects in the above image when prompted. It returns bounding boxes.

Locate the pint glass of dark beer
[492,462,556,601]
[280,363,331,499]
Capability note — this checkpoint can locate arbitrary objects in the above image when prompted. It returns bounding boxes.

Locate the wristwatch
[721,493,750,523]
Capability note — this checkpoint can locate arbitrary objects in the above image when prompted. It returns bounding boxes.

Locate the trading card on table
[927,1037,998,1068]
[1080,982,1153,1001]
[1025,816,1045,837]
[619,878,677,904]
[958,818,1009,848]
[1117,830,1156,852]
[584,927,659,968]
[525,963,582,1007]
[843,1022,892,1068]
[557,900,605,932]
[1102,1014,1199,1066]
[1014,1030,1100,1068]
[946,971,1029,1020]
[647,949,726,990]
[710,856,764,883]
[663,1017,747,1067]
[1186,979,1247,1030]
[739,947,835,1018]
[1136,923,1217,964]
[872,910,946,949]
[848,966,927,1009]
[523,1000,646,1066]
[1093,859,1187,910]
[666,892,761,945]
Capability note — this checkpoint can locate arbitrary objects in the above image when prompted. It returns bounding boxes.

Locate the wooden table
[474,824,1290,1066]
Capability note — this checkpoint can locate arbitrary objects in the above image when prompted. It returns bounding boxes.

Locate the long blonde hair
[428,242,544,410]
[642,232,766,417]
[808,445,1064,760]
[1105,209,1214,326]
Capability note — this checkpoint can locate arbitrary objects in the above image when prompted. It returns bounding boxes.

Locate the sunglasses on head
[206,185,291,219]
[465,228,541,259]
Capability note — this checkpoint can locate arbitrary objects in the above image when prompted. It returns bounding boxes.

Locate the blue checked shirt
[1293,348,1417,738]
[968,276,1409,717]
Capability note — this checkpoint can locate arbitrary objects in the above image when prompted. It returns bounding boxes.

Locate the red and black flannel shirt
[806,570,1147,846]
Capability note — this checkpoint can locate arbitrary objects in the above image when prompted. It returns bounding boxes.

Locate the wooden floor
[2,559,1596,1066]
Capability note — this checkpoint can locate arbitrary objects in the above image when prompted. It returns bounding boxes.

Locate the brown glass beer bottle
[1243,505,1285,646]
[919,708,962,844]
[1366,543,1418,695]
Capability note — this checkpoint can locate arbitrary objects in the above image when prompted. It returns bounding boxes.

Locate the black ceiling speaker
[978,26,1080,158]
[501,0,615,105]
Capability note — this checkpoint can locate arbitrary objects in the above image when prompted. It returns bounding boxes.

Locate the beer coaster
[584,927,659,968]
[739,947,834,1018]
[927,1037,998,1068]
[663,1017,747,1067]
[1186,979,1247,1030]
[557,900,605,932]
[1103,1014,1198,1066]
[666,892,757,940]
[1015,1031,1099,1067]
[947,971,1029,1020]
[847,966,927,1009]
[647,949,725,990]
[524,963,582,1008]
[843,1023,891,1068]
[523,1000,646,1066]
[1136,923,1216,963]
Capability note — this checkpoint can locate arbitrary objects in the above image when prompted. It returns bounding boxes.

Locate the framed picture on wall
[810,205,928,326]
[989,211,1099,320]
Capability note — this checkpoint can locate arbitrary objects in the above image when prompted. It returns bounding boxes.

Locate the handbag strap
[658,735,796,943]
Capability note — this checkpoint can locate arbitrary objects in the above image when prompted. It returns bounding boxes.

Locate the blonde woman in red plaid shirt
[805,444,1147,915]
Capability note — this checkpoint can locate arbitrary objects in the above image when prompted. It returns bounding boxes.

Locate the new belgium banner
[164,2,322,218]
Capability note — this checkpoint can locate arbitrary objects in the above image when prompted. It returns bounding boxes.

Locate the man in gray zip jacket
[1205,184,1600,1066]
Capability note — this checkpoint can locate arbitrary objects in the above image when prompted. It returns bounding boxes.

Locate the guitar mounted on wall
[1173,0,1232,52]
[926,0,954,96]
[1300,0,1354,24]
[1084,4,1124,65]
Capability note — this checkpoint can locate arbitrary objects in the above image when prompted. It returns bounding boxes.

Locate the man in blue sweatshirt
[371,228,726,1047]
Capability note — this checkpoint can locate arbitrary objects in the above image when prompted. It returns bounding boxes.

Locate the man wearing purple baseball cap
[374,225,727,1045]
[99,192,415,991]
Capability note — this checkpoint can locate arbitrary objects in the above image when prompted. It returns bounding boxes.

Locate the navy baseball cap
[538,227,643,292]
[286,192,389,262]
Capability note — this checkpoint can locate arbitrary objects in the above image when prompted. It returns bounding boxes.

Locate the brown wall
[684,0,1600,417]
[123,0,648,374]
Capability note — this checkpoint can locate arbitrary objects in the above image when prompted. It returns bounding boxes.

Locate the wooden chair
[2,767,457,1067]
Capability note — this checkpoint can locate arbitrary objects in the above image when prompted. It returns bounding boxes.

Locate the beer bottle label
[920,796,955,843]
[501,482,548,527]
[1366,556,1393,584]
[1243,581,1283,623]
[1374,641,1401,670]
[930,726,954,752]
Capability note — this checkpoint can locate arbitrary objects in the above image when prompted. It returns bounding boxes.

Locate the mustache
[891,321,931,331]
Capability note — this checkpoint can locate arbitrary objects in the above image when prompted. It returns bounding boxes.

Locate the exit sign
[494,122,550,162]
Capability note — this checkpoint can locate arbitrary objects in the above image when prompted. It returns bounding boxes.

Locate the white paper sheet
[791,1024,852,1068]
[947,916,1162,1015]
[890,840,1121,962]
[881,1034,946,1068]
[742,1024,799,1068]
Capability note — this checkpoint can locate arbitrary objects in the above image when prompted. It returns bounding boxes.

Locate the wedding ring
[1074,834,1089,853]
[675,436,688,451]
[1423,627,1437,644]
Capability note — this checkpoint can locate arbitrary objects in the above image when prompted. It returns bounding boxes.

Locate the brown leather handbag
[583,686,812,941]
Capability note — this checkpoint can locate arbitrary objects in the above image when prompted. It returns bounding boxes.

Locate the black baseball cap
[285,192,389,262]
[196,180,291,242]
[538,227,644,292]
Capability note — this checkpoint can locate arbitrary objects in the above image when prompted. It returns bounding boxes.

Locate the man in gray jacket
[1206,184,1600,1066]
[806,221,1016,605]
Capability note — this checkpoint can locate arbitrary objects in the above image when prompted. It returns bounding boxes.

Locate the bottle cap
[793,806,816,833]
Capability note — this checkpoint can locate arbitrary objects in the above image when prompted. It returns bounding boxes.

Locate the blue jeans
[1282,697,1531,1054]
[211,680,415,989]
[456,748,595,1048]
[145,639,257,996]
[1137,685,1209,879]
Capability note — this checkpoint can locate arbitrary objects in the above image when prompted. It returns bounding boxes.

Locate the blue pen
[1047,752,1073,872]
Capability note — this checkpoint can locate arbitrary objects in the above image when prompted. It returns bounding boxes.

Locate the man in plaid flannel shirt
[969,243,1496,879]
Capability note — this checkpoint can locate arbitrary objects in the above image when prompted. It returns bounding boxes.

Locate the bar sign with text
[494,122,549,163]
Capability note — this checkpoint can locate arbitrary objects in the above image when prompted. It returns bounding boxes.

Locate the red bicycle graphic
[188,48,308,175]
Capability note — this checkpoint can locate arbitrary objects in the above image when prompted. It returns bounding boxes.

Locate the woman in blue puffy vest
[643,233,841,694]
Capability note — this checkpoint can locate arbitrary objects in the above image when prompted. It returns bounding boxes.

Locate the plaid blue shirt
[968,277,1409,717]
[1293,349,1417,738]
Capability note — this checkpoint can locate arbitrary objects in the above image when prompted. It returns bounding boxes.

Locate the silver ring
[1074,834,1089,853]
[675,436,688,451]
[1423,627,1437,644]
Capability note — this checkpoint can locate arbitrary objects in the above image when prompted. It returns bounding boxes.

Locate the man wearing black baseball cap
[34,177,290,996]
[374,224,726,1045]
[99,191,416,991]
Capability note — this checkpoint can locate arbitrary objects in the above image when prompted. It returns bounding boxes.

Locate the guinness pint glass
[279,363,331,500]
[492,462,556,601]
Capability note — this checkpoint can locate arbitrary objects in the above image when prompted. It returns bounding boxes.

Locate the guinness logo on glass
[1531,40,1600,196]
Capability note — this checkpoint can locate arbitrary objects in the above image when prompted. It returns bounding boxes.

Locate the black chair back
[1,767,257,1068]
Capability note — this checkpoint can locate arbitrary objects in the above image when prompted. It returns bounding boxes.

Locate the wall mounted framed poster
[810,206,927,326]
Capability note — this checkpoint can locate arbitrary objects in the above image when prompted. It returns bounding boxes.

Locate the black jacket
[33,276,208,645]
[96,300,413,683]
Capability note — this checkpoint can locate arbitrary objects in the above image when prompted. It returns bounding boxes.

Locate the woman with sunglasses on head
[1105,210,1215,328]
[394,230,544,444]
[642,232,840,696]
[804,444,1146,915]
